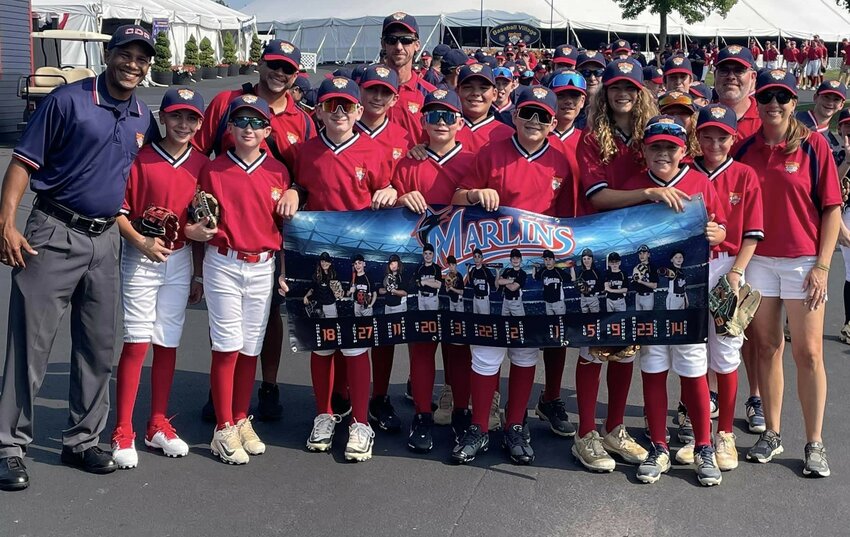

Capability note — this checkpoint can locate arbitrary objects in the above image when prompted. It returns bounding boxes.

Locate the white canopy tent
[246,0,850,63]
[31,0,257,69]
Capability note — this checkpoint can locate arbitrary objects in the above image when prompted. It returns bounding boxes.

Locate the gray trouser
[545,301,566,315]
[322,303,339,318]
[607,297,626,312]
[580,295,600,313]
[418,294,439,311]
[473,297,490,314]
[0,210,119,457]
[635,293,654,311]
[449,299,464,312]
[354,303,373,316]
[501,299,525,316]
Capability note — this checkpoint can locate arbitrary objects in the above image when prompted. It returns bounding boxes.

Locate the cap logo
[829,80,841,88]
[280,42,295,54]
[588,52,597,57]
[469,63,484,73]
[727,45,743,54]
[271,187,283,201]
[332,77,349,89]
[769,69,785,80]
[618,61,634,73]
[242,95,258,104]
[432,89,448,99]
[124,27,151,40]
[408,102,420,113]
[532,87,548,99]
[375,66,390,78]
[564,47,572,55]
[710,106,726,119]
[618,40,626,47]
[177,88,194,100]
[392,11,407,20]
[672,57,684,65]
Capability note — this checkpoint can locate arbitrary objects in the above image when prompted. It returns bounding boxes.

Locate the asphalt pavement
[0,75,845,537]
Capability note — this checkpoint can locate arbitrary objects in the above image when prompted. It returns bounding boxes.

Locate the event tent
[247,0,850,63]
[31,0,257,69]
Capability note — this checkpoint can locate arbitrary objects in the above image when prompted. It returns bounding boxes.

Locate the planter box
[200,66,218,80]
[238,64,252,75]
[172,71,193,85]
[228,64,240,76]
[151,70,172,85]
[216,66,228,77]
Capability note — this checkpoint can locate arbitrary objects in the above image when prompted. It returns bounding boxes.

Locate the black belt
[637,292,653,296]
[505,297,521,301]
[35,197,116,236]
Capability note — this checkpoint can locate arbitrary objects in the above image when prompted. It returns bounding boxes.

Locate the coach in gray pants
[0,26,158,491]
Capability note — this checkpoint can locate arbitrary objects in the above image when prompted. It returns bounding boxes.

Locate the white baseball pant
[707,254,743,374]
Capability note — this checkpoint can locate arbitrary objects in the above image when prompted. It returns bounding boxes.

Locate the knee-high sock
[471,371,498,432]
[347,352,371,423]
[310,353,333,415]
[642,370,669,448]
[715,370,738,434]
[370,345,394,397]
[409,342,437,414]
[680,375,712,447]
[542,348,566,401]
[605,361,633,431]
[149,345,177,423]
[575,359,602,437]
[448,345,472,410]
[211,350,239,428]
[115,342,149,431]
[332,351,348,397]
[505,363,536,427]
[440,343,454,387]
[232,353,258,422]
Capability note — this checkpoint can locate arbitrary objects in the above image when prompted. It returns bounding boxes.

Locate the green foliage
[184,35,199,67]
[152,31,172,72]
[250,32,262,63]
[617,0,738,48]
[199,37,215,68]
[222,32,237,65]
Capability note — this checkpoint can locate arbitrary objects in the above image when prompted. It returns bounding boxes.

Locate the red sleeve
[122,158,142,215]
[369,155,392,192]
[193,90,237,156]
[390,159,412,196]
[576,133,608,198]
[742,168,765,240]
[811,134,843,208]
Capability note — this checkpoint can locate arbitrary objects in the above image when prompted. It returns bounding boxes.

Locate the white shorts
[545,301,566,315]
[418,294,439,310]
[580,295,600,313]
[606,297,626,312]
[501,299,525,316]
[766,61,778,69]
[746,254,821,300]
[450,299,464,312]
[121,241,192,347]
[806,59,821,76]
[666,293,686,310]
[471,345,538,375]
[639,343,707,377]
[354,303,373,316]
[707,255,743,373]
[322,303,338,318]
[787,61,799,72]
[635,293,654,311]
[578,346,637,365]
[473,297,490,314]
[385,299,407,314]
[204,246,274,356]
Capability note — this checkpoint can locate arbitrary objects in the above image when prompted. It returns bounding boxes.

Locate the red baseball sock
[448,345,472,410]
[471,371,498,431]
[409,342,437,414]
[332,351,348,398]
[642,370,669,448]
[232,353,258,422]
[505,363,535,427]
[310,352,333,414]
[440,343,454,386]
[715,370,738,433]
[346,352,371,423]
[210,350,239,429]
[149,345,176,423]
[575,359,602,437]
[542,348,566,402]
[370,345,394,397]
[115,342,149,431]
[680,375,711,446]
[605,360,633,431]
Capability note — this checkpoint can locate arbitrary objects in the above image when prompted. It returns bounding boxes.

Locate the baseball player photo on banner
[283,201,711,351]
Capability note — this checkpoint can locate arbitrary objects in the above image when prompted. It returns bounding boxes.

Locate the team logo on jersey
[280,42,295,54]
[392,148,403,160]
[392,11,407,20]
[617,61,634,73]
[354,167,366,181]
[710,106,727,119]
[332,77,349,89]
[271,186,283,201]
[729,192,742,205]
[551,176,564,190]
[242,94,259,104]
[785,161,799,173]
[135,132,144,148]
[672,57,684,65]
[375,66,391,78]
[432,89,448,99]
[408,102,420,113]
[770,69,785,80]
[177,88,195,100]
[287,132,299,144]
[727,45,743,54]
[469,63,484,73]
[532,87,549,99]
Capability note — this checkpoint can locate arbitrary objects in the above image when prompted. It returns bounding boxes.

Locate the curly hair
[585,84,660,164]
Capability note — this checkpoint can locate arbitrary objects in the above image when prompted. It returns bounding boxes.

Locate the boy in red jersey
[356,65,415,167]
[451,87,575,466]
[198,95,293,464]
[295,77,397,462]
[111,88,211,469]
[455,63,514,153]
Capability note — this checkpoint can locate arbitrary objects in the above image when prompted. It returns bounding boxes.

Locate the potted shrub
[249,32,262,69]
[237,60,251,75]
[151,32,173,85]
[198,37,217,79]
[177,35,200,84]
[222,32,239,76]
[171,64,196,85]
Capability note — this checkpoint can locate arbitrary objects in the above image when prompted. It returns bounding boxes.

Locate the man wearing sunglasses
[712,46,761,150]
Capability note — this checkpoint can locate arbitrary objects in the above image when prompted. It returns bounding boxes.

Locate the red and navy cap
[688,82,711,99]
[442,49,471,69]
[433,44,451,57]
[696,103,738,135]
[602,58,644,88]
[643,66,663,84]
[658,91,697,113]
[350,64,368,84]
[318,76,360,104]
[839,109,850,125]
[160,87,205,116]
[108,25,155,57]
[422,88,462,113]
[644,115,688,147]
[261,40,301,70]
[515,86,557,115]
[663,54,693,76]
[480,55,497,68]
[227,94,271,121]
[611,39,631,55]
[383,12,419,36]
[421,50,432,59]
[492,66,514,80]
[292,76,312,93]
[553,44,578,66]
[576,50,606,68]
[458,63,496,86]
[495,51,506,59]
[360,65,399,94]
[715,45,755,69]
[755,69,797,96]
[815,80,847,100]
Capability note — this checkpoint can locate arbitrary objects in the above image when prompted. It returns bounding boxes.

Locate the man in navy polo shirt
[0,25,158,491]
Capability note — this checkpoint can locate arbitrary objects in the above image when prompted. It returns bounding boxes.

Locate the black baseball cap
[389,253,401,262]
[472,248,483,256]
[447,255,458,264]
[581,248,593,257]
[542,250,555,259]
[108,25,155,57]
[423,243,435,253]
[637,244,650,253]
[608,252,621,261]
[510,248,522,258]
[353,254,365,262]
[319,252,332,262]
[433,44,451,57]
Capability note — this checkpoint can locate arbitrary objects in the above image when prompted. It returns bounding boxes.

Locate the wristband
[466,190,475,204]
[730,267,745,276]
[815,262,830,272]
[193,275,204,284]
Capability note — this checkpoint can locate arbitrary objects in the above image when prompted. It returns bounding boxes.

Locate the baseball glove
[575,277,591,295]
[188,190,220,229]
[384,273,398,294]
[329,280,344,301]
[709,276,762,337]
[588,345,641,362]
[555,259,575,269]
[444,272,458,291]
[132,206,179,249]
[633,263,649,282]
[658,267,677,279]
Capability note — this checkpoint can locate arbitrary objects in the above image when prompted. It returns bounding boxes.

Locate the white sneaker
[236,416,266,455]
[306,413,341,452]
[210,423,249,465]
[433,384,454,426]
[344,421,375,462]
[111,426,138,469]
[145,419,189,458]
[675,440,695,465]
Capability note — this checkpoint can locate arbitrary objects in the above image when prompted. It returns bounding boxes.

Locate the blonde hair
[585,84,659,164]
[784,115,810,154]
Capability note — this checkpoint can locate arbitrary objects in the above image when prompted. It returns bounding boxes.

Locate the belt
[672,293,685,298]
[637,292,653,296]
[216,246,274,264]
[474,295,489,300]
[35,197,116,236]
[505,297,521,301]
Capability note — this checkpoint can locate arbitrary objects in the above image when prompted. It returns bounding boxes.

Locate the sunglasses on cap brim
[644,122,687,138]
[755,90,795,105]
[516,107,554,124]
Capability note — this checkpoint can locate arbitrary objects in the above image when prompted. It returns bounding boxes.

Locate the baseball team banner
[283,199,710,352]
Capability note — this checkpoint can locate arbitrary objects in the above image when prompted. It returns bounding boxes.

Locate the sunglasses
[423,110,459,125]
[551,73,587,92]
[231,116,270,130]
[383,35,417,46]
[580,68,605,79]
[516,107,554,124]
[755,90,794,105]
[644,122,687,137]
[319,100,360,114]
[265,60,298,75]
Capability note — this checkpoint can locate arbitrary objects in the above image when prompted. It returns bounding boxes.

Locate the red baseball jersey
[193,87,314,170]
[620,165,727,227]
[735,131,842,257]
[391,143,474,205]
[455,115,515,154]
[550,127,582,217]
[386,70,436,142]
[764,48,779,62]
[750,45,763,58]
[693,157,764,256]
[460,135,575,216]
[198,150,290,253]
[731,97,762,152]
[121,143,209,244]
[576,129,645,210]
[294,131,391,211]
[806,45,822,61]
[354,118,415,172]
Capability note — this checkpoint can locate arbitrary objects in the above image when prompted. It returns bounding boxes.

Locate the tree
[184,35,199,67]
[617,0,737,53]
[249,32,262,64]
[222,32,237,65]
[152,32,172,72]
[199,37,215,68]
[212,0,228,5]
